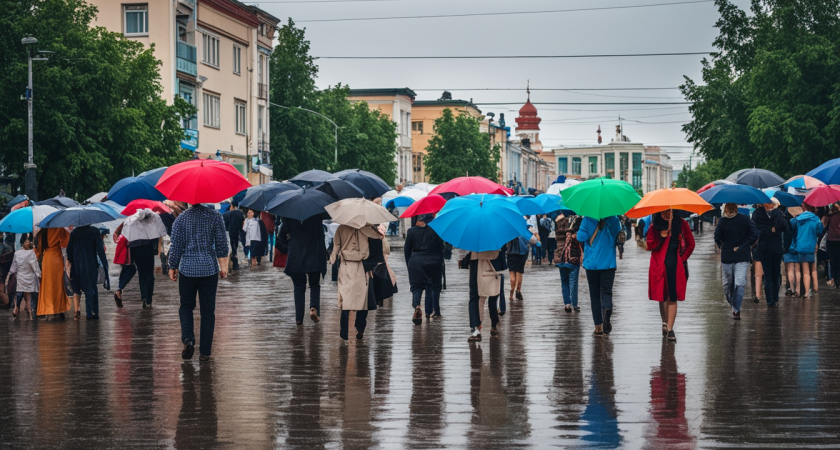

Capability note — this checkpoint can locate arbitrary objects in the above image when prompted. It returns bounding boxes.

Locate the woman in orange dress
[36,228,72,319]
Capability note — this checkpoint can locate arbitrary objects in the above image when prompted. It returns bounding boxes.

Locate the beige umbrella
[325,198,395,229]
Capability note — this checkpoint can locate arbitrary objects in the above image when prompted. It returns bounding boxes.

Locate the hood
[796,211,819,223]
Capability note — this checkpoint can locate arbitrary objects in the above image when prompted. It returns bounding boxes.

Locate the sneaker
[573,306,580,312]
[564,305,572,313]
[467,329,482,342]
[199,354,210,362]
[310,308,320,323]
[412,307,423,325]
[753,297,760,304]
[499,310,506,316]
[593,325,604,337]
[733,311,741,320]
[516,291,524,300]
[114,291,123,308]
[768,302,779,307]
[182,342,195,360]
[295,320,303,326]
[490,327,499,337]
[667,330,676,342]
[603,309,613,335]
[356,331,364,340]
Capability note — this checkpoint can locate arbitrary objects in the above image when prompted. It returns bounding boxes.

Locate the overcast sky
[247,0,753,168]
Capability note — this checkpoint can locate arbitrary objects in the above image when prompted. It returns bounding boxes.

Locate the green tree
[0,0,191,199]
[676,159,729,191]
[681,0,840,178]
[424,108,501,183]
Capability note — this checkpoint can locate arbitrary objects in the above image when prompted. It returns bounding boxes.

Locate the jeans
[179,274,218,357]
[290,272,321,323]
[117,264,136,291]
[828,240,840,282]
[559,265,580,307]
[761,252,783,305]
[721,262,749,312]
[545,239,557,264]
[340,310,368,340]
[130,244,155,305]
[585,269,615,326]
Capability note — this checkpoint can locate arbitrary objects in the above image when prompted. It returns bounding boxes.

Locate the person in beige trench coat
[330,224,382,341]
[468,250,500,342]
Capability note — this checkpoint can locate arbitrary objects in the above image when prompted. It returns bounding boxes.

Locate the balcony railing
[176,41,197,76]
[258,83,268,100]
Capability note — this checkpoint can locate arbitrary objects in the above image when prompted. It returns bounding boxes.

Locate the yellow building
[87,0,279,185]
[410,93,481,183]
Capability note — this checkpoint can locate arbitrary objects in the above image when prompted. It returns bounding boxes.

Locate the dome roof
[515,98,541,131]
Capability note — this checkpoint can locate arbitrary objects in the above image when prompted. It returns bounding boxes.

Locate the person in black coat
[404,214,444,324]
[223,207,245,270]
[752,198,789,307]
[715,203,760,319]
[283,215,327,325]
[66,225,109,319]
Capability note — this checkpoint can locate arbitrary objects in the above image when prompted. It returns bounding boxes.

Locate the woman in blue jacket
[576,216,622,336]
[791,204,824,298]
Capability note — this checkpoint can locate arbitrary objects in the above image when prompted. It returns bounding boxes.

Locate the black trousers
[585,269,615,326]
[340,310,368,340]
[130,244,156,305]
[828,240,840,282]
[178,274,218,357]
[408,256,442,315]
[118,263,137,291]
[467,259,499,329]
[229,234,240,269]
[761,252,783,305]
[290,272,321,322]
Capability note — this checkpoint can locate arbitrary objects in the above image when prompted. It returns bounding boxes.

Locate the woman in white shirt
[242,210,262,267]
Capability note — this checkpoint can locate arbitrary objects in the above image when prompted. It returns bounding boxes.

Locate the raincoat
[577,216,621,271]
[646,216,695,302]
[791,211,824,254]
[330,224,381,310]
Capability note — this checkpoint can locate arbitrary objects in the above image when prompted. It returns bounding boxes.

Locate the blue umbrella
[503,196,544,215]
[699,184,772,205]
[6,194,28,209]
[38,196,80,209]
[430,195,528,252]
[90,202,126,220]
[385,196,416,208]
[773,191,804,207]
[240,182,301,211]
[532,194,568,213]
[137,167,168,188]
[108,176,166,205]
[39,207,118,229]
[0,208,35,233]
[807,158,840,185]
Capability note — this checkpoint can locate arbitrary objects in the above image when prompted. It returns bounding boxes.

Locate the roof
[246,5,281,25]
[348,88,417,100]
[412,99,481,113]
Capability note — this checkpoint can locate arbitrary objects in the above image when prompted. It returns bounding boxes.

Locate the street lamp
[22,37,49,201]
[269,102,339,166]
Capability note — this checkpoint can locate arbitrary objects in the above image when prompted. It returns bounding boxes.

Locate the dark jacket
[714,213,759,264]
[223,209,245,242]
[404,225,444,263]
[67,225,109,291]
[752,207,789,255]
[283,216,327,275]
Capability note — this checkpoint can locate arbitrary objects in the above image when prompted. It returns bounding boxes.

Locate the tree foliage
[424,108,501,183]
[0,0,192,199]
[681,0,840,178]
[676,159,729,191]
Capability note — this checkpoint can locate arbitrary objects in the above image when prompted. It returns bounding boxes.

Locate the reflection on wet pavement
[1,232,840,448]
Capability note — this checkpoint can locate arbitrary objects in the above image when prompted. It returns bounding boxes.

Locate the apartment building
[88,0,279,185]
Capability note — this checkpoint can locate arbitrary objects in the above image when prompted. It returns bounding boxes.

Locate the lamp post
[269,102,339,166]
[22,37,49,201]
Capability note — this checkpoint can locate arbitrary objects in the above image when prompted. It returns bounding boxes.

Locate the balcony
[176,41,197,76]
[258,83,268,100]
[179,0,195,7]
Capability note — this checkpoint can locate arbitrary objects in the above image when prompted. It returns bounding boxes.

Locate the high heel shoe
[12,307,18,319]
[74,310,81,321]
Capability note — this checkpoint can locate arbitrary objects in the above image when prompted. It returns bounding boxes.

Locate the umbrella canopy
[85,192,108,204]
[626,188,712,219]
[155,159,251,204]
[546,180,581,196]
[121,199,171,216]
[240,182,300,211]
[5,194,29,209]
[40,206,116,229]
[503,196,545,215]
[90,202,126,220]
[430,195,528,252]
[38,196,81,209]
[324,198,395,229]
[698,184,772,205]
[136,167,168,187]
[726,168,785,189]
[532,194,567,213]
[0,205,59,234]
[806,158,840,185]
[400,194,446,218]
[784,175,825,190]
[108,176,166,205]
[430,176,511,196]
[696,179,734,194]
[411,182,438,193]
[290,169,338,187]
[333,169,391,198]
[803,185,840,207]
[773,190,805,207]
[265,188,335,221]
[316,179,365,200]
[562,178,642,219]
[386,188,427,208]
[122,209,168,242]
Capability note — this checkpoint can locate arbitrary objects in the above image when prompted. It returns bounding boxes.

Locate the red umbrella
[804,184,840,207]
[429,176,510,196]
[400,194,446,218]
[121,199,171,216]
[155,159,251,204]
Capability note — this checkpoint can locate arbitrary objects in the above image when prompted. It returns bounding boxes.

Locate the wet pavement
[2,231,840,449]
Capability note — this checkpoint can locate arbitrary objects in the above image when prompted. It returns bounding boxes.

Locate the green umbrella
[562,178,641,219]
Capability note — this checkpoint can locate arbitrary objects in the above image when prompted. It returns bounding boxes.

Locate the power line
[412,87,683,91]
[477,102,692,105]
[296,0,713,22]
[318,52,711,59]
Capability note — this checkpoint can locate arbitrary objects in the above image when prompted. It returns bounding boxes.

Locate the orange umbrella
[626,188,713,219]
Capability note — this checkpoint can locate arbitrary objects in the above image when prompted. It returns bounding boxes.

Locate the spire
[527,80,530,101]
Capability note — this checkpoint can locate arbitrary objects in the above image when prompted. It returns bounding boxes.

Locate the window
[203,93,220,128]
[632,153,643,190]
[258,105,264,134]
[572,157,582,175]
[202,33,219,67]
[411,121,424,134]
[124,5,148,35]
[605,153,615,179]
[233,45,241,74]
[235,101,247,135]
[589,156,598,175]
[620,152,629,182]
[556,157,568,174]
[179,83,197,130]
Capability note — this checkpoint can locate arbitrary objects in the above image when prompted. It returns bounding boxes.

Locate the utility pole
[22,37,49,201]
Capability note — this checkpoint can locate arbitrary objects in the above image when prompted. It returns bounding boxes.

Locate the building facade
[88,0,279,185]
[410,93,481,184]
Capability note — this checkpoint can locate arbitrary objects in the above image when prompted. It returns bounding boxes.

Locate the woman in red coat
[646,210,695,342]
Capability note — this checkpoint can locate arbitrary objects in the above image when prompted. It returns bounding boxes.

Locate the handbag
[458,252,471,269]
[63,273,74,297]
[372,264,394,304]
[366,278,378,311]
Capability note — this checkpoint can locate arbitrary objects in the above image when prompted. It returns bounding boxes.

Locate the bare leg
[801,262,811,296]
[509,270,516,298]
[794,263,802,297]
[812,262,819,293]
[23,293,31,320]
[754,261,763,301]
[666,301,678,331]
[658,301,667,324]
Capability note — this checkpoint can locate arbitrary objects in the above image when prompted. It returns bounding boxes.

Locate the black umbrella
[316,179,365,200]
[6,194,28,208]
[726,168,785,189]
[39,206,116,228]
[265,188,335,221]
[240,182,301,211]
[333,169,391,198]
[290,169,338,188]
[38,196,81,209]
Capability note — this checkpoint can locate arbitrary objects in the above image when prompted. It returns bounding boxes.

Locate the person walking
[791,203,824,298]
[284,216,327,325]
[66,224,109,320]
[330,223,380,341]
[35,227,71,319]
[168,203,229,361]
[616,215,628,259]
[506,232,538,301]
[822,203,840,289]
[714,203,759,319]
[6,239,40,320]
[404,214,444,325]
[222,206,245,270]
[646,211,695,342]
[577,216,622,336]
[112,223,135,308]
[538,214,552,264]
[784,207,801,297]
[753,198,788,307]
[467,249,501,342]
[555,214,582,313]
[243,209,262,268]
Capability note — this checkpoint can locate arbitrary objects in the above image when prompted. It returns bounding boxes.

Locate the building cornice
[200,0,260,27]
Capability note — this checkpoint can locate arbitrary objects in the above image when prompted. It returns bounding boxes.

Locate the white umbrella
[85,192,107,204]
[397,188,428,202]
[31,205,60,236]
[546,179,581,196]
[325,198,396,229]
[122,209,168,242]
[412,182,438,193]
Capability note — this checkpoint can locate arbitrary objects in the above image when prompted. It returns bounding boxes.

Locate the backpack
[616,230,627,245]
